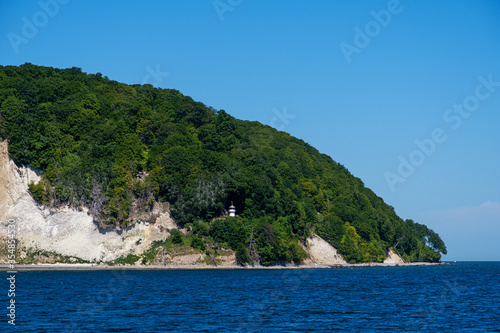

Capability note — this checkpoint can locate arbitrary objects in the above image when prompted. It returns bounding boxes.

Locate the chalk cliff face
[302,235,347,265]
[0,140,41,221]
[0,140,173,263]
[383,248,405,264]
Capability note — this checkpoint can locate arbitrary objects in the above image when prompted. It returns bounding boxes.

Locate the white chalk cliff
[383,248,405,264]
[0,140,173,263]
[303,235,347,264]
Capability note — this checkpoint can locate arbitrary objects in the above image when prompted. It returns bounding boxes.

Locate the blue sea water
[6,262,500,332]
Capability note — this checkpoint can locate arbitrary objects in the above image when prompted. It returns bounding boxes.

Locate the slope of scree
[0,63,447,264]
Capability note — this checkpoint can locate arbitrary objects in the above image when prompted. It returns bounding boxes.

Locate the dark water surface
[8,262,500,332]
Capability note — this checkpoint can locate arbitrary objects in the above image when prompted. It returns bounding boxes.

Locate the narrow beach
[0,262,449,271]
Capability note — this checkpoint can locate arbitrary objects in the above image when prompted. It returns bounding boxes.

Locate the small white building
[229,202,236,217]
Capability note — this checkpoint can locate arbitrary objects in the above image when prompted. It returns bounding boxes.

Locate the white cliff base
[302,235,347,264]
[383,248,405,264]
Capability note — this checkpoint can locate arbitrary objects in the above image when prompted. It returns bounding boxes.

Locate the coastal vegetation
[0,64,447,264]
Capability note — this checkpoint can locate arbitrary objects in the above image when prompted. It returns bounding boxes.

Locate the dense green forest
[0,64,447,264]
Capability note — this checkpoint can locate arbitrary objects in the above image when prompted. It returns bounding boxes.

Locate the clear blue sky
[1,0,499,261]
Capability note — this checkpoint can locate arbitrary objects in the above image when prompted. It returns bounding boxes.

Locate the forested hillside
[0,64,447,264]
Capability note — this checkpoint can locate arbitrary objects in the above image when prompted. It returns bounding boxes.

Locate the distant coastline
[0,262,449,271]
